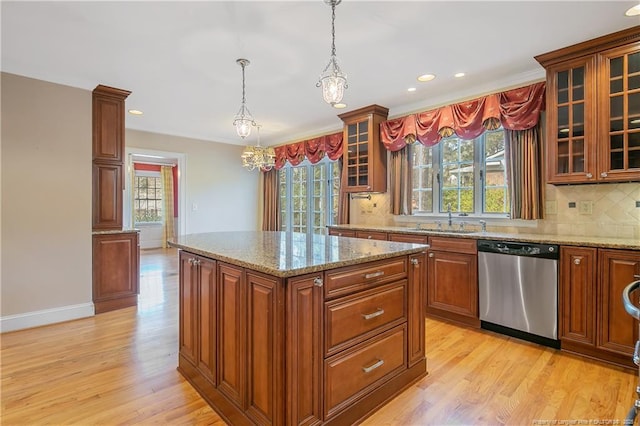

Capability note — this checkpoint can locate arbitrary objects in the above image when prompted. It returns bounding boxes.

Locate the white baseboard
[0,302,95,333]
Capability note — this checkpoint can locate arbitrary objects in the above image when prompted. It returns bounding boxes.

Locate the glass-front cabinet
[536,26,640,184]
[338,104,389,192]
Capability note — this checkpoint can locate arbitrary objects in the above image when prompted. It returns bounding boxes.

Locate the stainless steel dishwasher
[478,239,560,348]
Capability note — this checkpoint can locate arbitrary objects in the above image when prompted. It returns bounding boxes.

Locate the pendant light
[233,58,256,139]
[317,0,347,106]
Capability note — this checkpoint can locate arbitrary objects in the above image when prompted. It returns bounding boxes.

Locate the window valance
[381,82,546,151]
[274,131,343,169]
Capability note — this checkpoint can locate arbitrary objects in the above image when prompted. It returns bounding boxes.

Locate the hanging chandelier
[317,0,347,106]
[233,58,256,139]
[241,124,276,171]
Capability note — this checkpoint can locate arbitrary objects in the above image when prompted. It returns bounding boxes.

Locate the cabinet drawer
[355,230,388,241]
[428,236,477,254]
[325,257,407,299]
[328,228,356,238]
[324,325,406,419]
[325,281,406,356]
[388,233,429,244]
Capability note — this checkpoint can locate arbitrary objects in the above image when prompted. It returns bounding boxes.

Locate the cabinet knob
[574,258,581,265]
[601,172,608,178]
[428,252,434,258]
[188,258,193,265]
[313,277,323,287]
[410,258,419,266]
[586,173,593,178]
[367,235,372,239]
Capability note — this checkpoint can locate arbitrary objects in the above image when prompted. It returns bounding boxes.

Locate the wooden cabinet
[559,246,597,346]
[388,233,429,245]
[338,105,389,193]
[92,231,139,314]
[426,236,479,327]
[92,85,130,230]
[560,246,640,369]
[177,250,426,426]
[179,251,217,380]
[536,26,640,184]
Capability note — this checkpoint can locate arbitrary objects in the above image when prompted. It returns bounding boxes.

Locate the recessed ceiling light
[454,72,466,78]
[407,87,417,92]
[417,74,436,82]
[128,109,143,115]
[333,103,347,109]
[625,3,640,16]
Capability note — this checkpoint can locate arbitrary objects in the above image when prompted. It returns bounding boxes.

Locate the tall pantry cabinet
[91,85,140,314]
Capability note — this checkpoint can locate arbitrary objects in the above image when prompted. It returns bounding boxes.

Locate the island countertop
[168,230,428,278]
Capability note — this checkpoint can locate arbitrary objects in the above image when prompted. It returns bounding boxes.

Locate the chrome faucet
[447,203,452,227]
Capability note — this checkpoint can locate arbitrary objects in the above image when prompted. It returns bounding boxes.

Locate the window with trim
[134,172,163,223]
[412,128,509,216]
[279,158,340,235]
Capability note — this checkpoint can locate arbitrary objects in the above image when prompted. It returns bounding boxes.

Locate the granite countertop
[168,231,428,278]
[92,228,140,235]
[328,224,640,250]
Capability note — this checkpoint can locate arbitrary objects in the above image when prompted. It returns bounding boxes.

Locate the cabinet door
[196,256,217,383]
[426,250,478,326]
[355,230,388,241]
[545,56,598,183]
[597,249,640,356]
[559,247,597,345]
[328,228,356,238]
[388,233,429,244]
[598,44,640,181]
[92,162,123,230]
[92,85,130,162]
[92,232,139,314]
[286,274,323,426]
[246,272,284,425]
[217,263,246,408]
[408,253,426,367]
[179,251,198,365]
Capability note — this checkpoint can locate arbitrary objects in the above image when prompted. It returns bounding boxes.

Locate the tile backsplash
[349,182,640,240]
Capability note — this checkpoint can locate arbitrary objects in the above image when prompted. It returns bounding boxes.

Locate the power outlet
[578,200,593,215]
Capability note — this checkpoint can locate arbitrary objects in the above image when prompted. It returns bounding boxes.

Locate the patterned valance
[381,82,546,151]
[274,131,343,170]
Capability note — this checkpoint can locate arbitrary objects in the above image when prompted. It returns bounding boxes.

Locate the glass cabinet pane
[572,67,584,100]
[572,140,585,172]
[557,70,569,104]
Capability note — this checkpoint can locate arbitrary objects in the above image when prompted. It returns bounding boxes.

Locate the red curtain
[273,131,343,169]
[380,82,545,150]
[133,162,178,217]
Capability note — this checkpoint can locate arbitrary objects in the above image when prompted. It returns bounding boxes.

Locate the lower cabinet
[560,246,640,369]
[177,251,427,426]
[425,236,479,327]
[92,231,139,314]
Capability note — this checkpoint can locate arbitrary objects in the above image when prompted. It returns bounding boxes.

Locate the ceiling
[2,1,639,147]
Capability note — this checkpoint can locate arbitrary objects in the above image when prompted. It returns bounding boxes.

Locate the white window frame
[411,128,510,219]
[133,170,163,225]
[279,157,340,236]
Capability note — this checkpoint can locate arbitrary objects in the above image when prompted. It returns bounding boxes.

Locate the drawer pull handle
[362,359,384,373]
[364,271,384,279]
[313,277,323,287]
[634,341,640,366]
[362,308,384,320]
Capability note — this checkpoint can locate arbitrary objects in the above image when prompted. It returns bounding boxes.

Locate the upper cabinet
[338,104,389,193]
[536,26,640,184]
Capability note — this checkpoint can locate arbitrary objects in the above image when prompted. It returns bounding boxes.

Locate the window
[134,173,163,223]
[279,158,340,235]
[411,128,509,216]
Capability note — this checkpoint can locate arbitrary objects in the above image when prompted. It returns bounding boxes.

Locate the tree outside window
[134,174,163,223]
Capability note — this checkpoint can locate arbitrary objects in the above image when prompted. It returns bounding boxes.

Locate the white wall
[126,129,260,234]
[1,73,93,331]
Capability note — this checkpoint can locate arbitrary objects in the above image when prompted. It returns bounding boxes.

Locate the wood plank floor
[1,247,636,425]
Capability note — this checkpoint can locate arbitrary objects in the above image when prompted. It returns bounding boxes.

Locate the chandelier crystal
[317,0,347,106]
[241,125,276,171]
[233,58,256,139]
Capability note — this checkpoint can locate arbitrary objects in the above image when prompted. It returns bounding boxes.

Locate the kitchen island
[168,231,428,426]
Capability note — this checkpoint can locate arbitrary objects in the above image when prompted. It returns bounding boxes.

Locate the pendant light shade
[233,58,256,138]
[317,0,347,106]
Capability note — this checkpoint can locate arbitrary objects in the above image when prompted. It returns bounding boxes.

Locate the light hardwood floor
[1,248,637,425]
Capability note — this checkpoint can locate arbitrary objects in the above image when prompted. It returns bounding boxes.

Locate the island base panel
[179,354,427,426]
